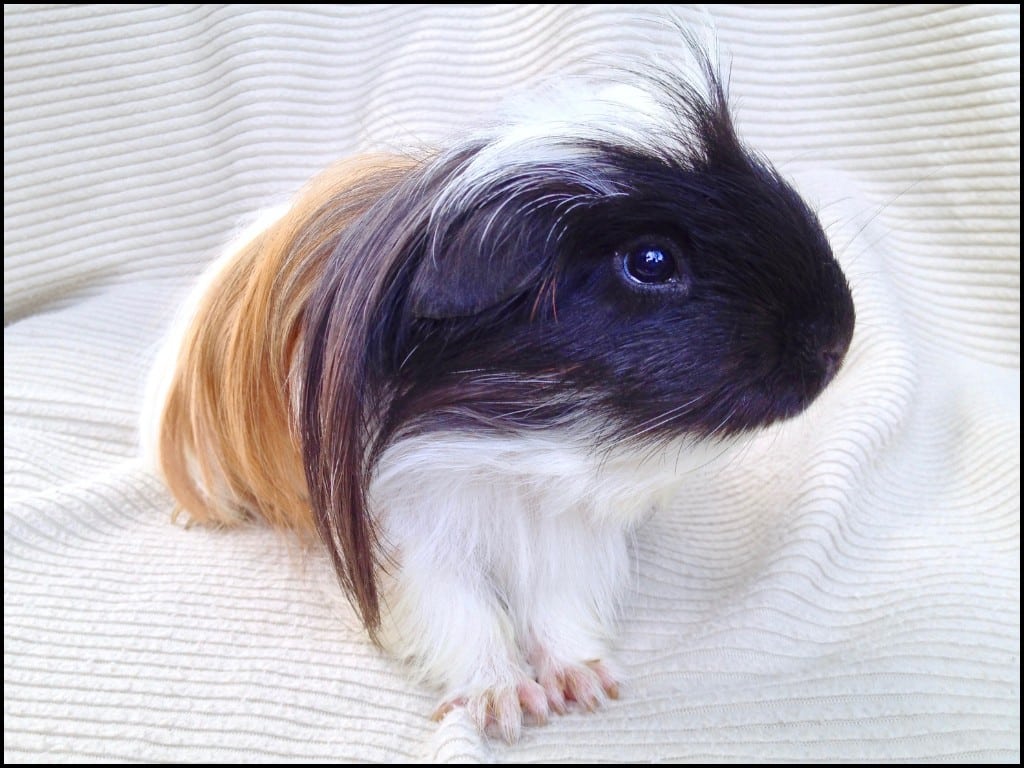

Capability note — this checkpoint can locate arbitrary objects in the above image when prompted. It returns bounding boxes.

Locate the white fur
[426,38,724,273]
[369,427,730,732]
[428,83,664,246]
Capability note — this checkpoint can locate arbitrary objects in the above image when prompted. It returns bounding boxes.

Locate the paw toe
[586,658,620,700]
[534,654,622,715]
[436,679,547,743]
[518,679,550,725]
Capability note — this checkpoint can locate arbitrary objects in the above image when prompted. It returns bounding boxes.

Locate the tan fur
[154,155,418,537]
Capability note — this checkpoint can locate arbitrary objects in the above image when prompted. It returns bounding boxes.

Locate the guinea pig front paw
[433,678,549,743]
[530,648,621,715]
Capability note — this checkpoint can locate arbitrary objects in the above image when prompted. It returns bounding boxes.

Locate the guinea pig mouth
[759,331,852,424]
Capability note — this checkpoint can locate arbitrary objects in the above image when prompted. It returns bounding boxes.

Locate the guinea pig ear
[407,239,548,319]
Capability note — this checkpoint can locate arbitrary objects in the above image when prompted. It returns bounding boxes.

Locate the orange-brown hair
[154,155,416,541]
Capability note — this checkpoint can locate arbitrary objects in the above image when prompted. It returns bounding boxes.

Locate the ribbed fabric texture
[4,4,1019,762]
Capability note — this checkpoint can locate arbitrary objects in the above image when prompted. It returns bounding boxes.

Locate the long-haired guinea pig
[144,44,855,742]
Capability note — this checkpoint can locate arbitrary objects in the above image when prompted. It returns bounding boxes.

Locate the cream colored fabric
[4,4,1019,762]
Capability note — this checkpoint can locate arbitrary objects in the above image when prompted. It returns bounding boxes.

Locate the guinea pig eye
[618,240,686,289]
[625,247,674,283]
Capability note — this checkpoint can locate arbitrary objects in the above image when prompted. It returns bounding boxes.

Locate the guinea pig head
[386,70,855,443]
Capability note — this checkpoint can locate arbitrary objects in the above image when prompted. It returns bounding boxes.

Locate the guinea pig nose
[820,350,840,383]
[818,338,848,386]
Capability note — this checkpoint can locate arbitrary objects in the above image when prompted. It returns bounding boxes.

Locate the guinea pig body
[145,49,854,741]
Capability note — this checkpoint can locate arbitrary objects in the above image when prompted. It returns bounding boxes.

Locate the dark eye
[623,244,677,284]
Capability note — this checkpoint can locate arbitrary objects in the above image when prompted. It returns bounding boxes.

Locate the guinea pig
[144,43,855,742]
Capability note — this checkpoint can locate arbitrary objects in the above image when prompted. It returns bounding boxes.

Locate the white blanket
[4,5,1019,762]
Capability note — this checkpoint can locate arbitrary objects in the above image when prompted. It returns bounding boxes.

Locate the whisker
[836,169,941,257]
[623,392,709,442]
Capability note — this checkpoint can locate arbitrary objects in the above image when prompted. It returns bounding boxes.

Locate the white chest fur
[369,428,725,739]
